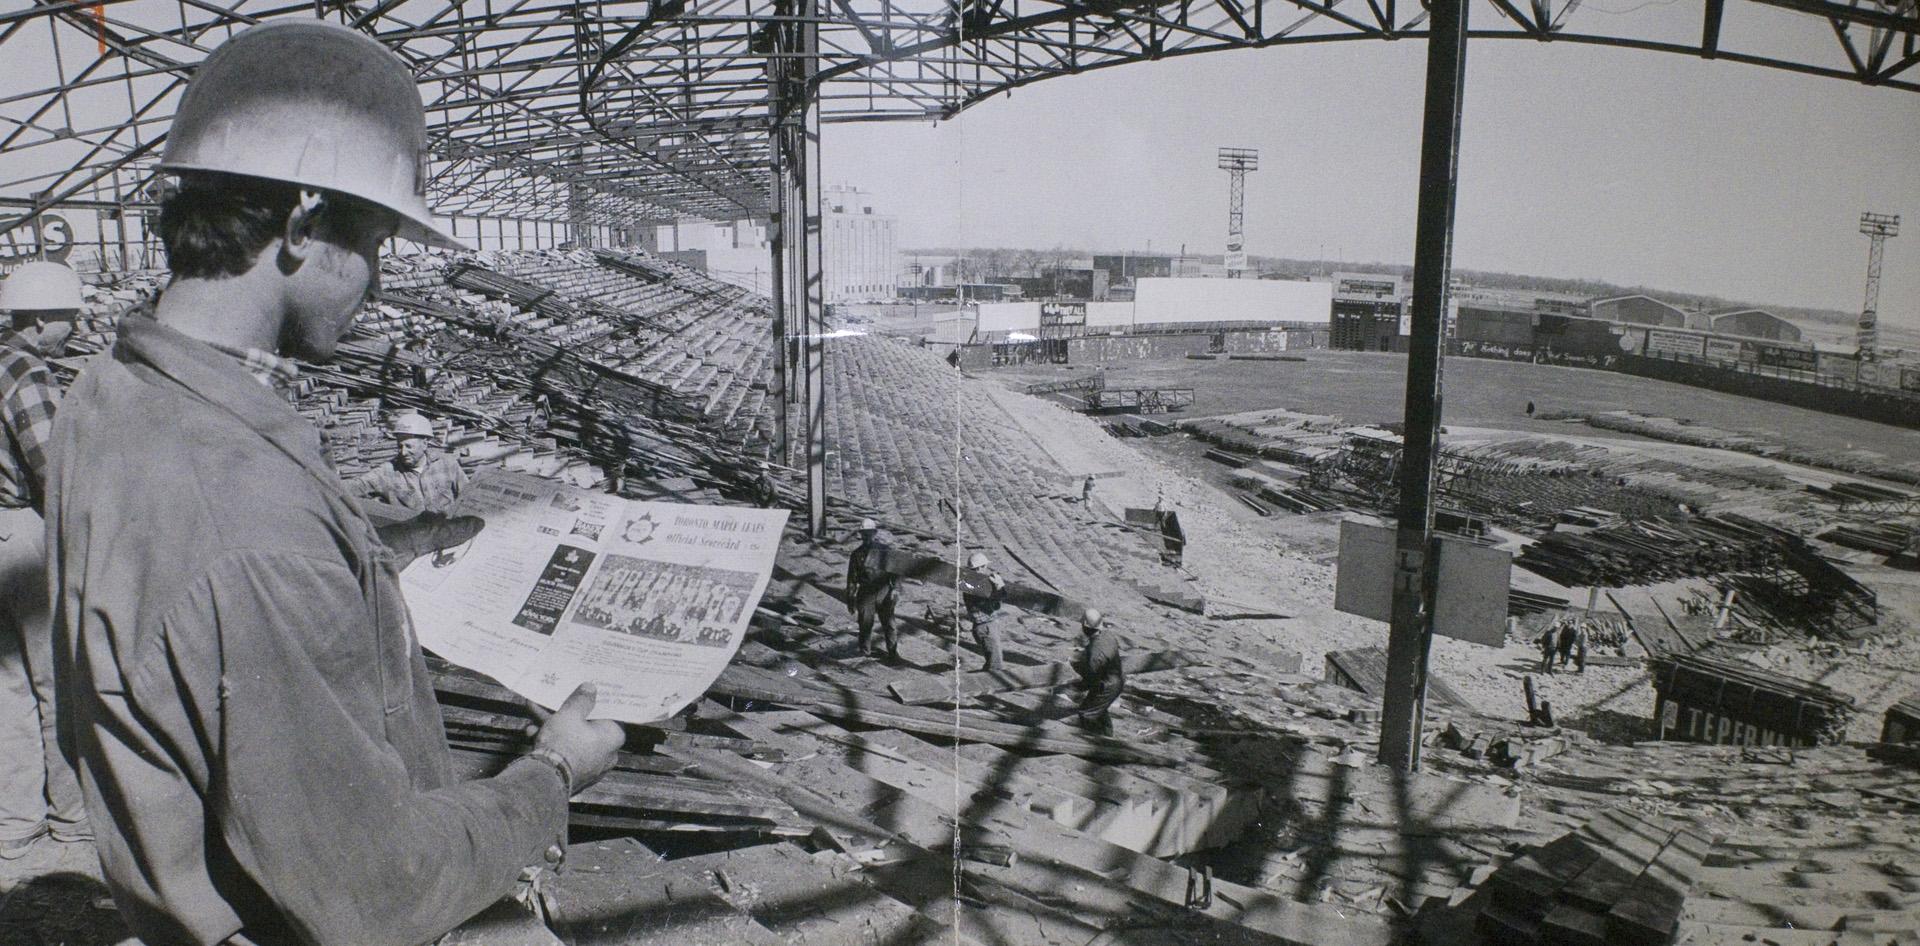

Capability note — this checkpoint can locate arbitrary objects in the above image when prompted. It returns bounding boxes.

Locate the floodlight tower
[1218,148,1258,278]
[1858,212,1899,362]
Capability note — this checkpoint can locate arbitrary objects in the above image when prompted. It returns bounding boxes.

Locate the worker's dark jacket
[846,539,897,607]
[962,573,1005,622]
[45,317,567,946]
[1074,628,1125,713]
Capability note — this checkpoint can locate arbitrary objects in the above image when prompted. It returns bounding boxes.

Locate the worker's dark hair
[157,172,383,280]
[157,173,302,280]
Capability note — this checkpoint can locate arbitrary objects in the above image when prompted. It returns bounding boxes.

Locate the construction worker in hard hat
[845,518,901,661]
[352,410,469,514]
[961,551,1009,673]
[42,21,623,945]
[754,459,780,509]
[0,260,89,861]
[1070,609,1126,736]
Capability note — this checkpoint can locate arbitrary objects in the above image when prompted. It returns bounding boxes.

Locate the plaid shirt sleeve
[1,349,58,512]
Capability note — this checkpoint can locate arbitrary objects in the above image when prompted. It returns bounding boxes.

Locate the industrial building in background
[823,185,899,303]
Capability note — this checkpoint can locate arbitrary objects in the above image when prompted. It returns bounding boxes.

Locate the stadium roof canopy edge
[1,0,1916,232]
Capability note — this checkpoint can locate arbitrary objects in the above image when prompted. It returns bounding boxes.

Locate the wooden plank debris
[884,650,1191,705]
[1324,646,1477,715]
[708,662,1179,765]
[1470,808,1715,946]
[715,706,1396,946]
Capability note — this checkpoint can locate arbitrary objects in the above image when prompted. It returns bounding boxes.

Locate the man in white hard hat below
[845,518,900,661]
[1070,609,1126,736]
[961,551,1008,673]
[353,410,469,514]
[43,20,624,946]
[0,261,89,860]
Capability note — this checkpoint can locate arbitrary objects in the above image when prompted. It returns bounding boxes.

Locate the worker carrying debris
[1071,609,1125,736]
[43,21,628,945]
[846,518,901,661]
[0,261,88,859]
[962,551,1009,673]
[352,410,469,513]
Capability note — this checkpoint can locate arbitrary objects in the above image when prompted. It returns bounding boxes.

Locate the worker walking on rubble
[846,518,901,661]
[962,551,1009,673]
[44,21,628,945]
[1081,474,1096,504]
[1071,609,1125,736]
[0,261,89,859]
[353,410,469,513]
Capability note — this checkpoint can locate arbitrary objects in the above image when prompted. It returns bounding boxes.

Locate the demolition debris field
[999,351,1920,467]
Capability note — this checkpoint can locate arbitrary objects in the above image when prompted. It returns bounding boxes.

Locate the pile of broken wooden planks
[1468,808,1715,946]
[430,659,813,839]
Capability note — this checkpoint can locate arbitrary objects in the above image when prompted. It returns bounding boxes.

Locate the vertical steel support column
[797,2,828,540]
[1379,0,1469,772]
[767,94,791,467]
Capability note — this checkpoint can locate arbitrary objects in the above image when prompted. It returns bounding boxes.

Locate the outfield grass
[994,351,1920,466]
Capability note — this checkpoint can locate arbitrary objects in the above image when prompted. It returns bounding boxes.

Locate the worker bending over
[45,22,625,945]
[1071,609,1125,736]
[353,410,468,513]
[0,262,88,859]
[845,518,900,661]
[962,552,1008,673]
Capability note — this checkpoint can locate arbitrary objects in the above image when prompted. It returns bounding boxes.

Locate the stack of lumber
[1474,808,1714,946]
[1650,652,1857,746]
[1820,522,1915,555]
[1515,515,1789,588]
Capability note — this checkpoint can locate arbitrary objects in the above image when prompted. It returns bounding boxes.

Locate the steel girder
[1,0,1916,233]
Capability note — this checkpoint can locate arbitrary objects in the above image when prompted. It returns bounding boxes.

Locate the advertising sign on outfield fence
[1704,338,1743,363]
[1646,329,1706,358]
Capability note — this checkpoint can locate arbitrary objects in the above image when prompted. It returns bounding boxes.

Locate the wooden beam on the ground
[884,651,1192,705]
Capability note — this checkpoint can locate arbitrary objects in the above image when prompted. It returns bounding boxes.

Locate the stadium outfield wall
[1134,278,1332,326]
[971,278,1331,335]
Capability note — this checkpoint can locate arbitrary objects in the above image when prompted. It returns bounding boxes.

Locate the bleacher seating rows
[814,335,1171,622]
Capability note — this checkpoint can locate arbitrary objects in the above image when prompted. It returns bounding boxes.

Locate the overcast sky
[823,11,1920,323]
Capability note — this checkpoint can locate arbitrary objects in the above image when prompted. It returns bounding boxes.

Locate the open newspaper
[401,469,789,724]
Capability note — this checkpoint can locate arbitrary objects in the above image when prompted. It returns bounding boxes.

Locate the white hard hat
[160,20,466,250]
[0,262,84,313]
[390,411,434,438]
[968,552,989,569]
[1081,609,1103,629]
[859,518,878,531]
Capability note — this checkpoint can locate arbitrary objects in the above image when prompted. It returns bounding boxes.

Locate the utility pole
[1217,148,1258,278]
[1378,0,1469,772]
[1858,212,1899,363]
